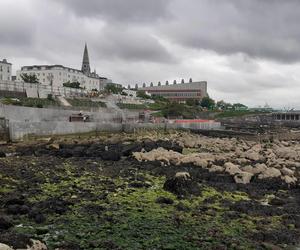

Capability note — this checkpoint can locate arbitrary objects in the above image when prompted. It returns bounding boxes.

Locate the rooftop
[0,59,12,65]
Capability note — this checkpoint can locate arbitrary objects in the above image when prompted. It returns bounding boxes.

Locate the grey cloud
[163,0,300,63]
[53,0,172,23]
[0,4,35,47]
[90,27,176,63]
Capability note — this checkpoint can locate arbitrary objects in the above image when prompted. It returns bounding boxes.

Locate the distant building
[123,89,137,98]
[0,59,12,81]
[140,80,208,103]
[16,44,111,91]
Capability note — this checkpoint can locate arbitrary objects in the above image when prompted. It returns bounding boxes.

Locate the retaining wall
[9,120,222,141]
[0,104,138,123]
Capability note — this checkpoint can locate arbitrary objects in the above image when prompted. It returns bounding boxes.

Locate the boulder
[243,150,261,161]
[234,172,253,184]
[224,162,241,175]
[0,244,13,250]
[281,175,297,184]
[175,172,190,180]
[28,240,47,250]
[280,167,294,177]
[208,165,224,173]
[258,167,282,179]
[0,216,13,230]
[275,147,298,160]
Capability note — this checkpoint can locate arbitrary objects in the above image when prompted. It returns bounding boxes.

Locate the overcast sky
[0,0,299,109]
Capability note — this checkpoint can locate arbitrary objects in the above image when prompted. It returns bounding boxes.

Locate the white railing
[0,80,89,98]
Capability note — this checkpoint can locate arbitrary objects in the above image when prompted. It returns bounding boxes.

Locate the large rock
[224,162,241,175]
[258,167,282,179]
[0,216,13,230]
[243,150,261,161]
[275,147,299,160]
[234,172,253,184]
[28,240,47,250]
[0,244,13,250]
[281,175,297,184]
[280,167,294,177]
[208,165,224,173]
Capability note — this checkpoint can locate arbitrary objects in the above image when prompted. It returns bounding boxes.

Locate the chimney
[143,83,146,88]
[166,81,169,86]
[158,81,161,86]
[150,82,154,87]
[135,84,138,90]
[181,79,184,84]
[189,78,193,83]
[128,84,131,89]
[173,80,177,85]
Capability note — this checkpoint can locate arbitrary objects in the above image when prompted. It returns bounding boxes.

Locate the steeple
[81,43,91,75]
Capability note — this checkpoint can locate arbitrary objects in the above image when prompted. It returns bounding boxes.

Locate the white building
[16,44,110,91]
[16,65,108,91]
[122,89,137,98]
[0,59,12,81]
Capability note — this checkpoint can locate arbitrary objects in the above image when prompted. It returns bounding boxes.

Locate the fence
[0,80,89,98]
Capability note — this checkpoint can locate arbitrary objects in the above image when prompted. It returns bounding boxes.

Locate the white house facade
[0,59,12,81]
[16,44,111,91]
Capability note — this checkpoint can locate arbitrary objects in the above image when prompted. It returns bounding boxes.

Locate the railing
[0,80,89,98]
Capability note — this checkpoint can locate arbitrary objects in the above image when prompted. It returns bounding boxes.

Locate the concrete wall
[0,104,139,123]
[9,121,123,141]
[9,120,222,141]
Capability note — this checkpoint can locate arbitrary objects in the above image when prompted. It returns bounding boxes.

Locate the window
[7,67,9,73]
[0,66,2,71]
[43,73,45,76]
[0,74,2,80]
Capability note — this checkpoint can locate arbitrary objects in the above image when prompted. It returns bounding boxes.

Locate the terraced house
[0,59,12,81]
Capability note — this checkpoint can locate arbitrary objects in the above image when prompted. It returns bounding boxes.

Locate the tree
[186,99,199,106]
[20,73,39,84]
[200,96,215,110]
[136,90,151,99]
[104,84,123,94]
[63,81,82,89]
[232,103,248,111]
[216,100,232,110]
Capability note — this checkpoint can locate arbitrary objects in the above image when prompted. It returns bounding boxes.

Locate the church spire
[81,43,91,75]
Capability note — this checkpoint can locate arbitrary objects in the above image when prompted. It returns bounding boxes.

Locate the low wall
[0,104,138,123]
[9,120,222,141]
[9,121,123,141]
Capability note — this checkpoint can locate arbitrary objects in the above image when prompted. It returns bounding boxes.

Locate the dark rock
[155,196,174,205]
[72,146,87,157]
[7,205,21,215]
[5,197,25,206]
[269,198,285,206]
[0,151,6,158]
[163,174,201,197]
[36,226,49,235]
[100,150,121,161]
[0,216,13,230]
[0,232,31,249]
[28,210,46,224]
[143,140,157,152]
[19,205,30,214]
[122,143,143,156]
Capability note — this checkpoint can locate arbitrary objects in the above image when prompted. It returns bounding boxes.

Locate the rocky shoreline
[0,131,299,249]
